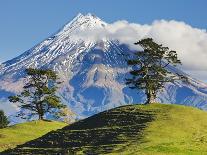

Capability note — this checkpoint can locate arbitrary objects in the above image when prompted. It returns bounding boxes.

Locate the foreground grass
[112,104,207,155]
[3,104,207,154]
[0,120,67,152]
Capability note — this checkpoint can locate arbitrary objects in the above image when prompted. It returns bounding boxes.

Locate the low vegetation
[0,110,9,129]
[2,104,207,154]
[0,120,67,152]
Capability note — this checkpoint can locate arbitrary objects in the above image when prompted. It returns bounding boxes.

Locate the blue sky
[0,0,206,63]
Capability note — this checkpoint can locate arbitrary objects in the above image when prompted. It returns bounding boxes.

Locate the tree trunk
[38,113,44,120]
[38,102,44,120]
[145,91,156,104]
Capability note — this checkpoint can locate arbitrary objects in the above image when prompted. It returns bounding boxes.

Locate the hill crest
[2,104,207,154]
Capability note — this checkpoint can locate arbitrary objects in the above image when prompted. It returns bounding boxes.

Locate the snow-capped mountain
[1,13,207,122]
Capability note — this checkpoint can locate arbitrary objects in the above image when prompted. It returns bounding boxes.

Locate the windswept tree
[0,110,9,128]
[9,68,66,120]
[126,38,181,104]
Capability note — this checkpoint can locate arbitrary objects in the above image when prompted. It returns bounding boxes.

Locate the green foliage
[8,68,66,120]
[3,104,207,154]
[126,38,181,104]
[0,120,67,152]
[0,110,9,129]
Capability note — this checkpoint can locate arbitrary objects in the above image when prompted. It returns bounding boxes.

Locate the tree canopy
[126,38,181,104]
[9,68,66,120]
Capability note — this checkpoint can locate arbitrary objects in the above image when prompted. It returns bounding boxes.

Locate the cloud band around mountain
[72,19,207,80]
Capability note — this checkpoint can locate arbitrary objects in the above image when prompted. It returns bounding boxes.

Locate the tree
[9,68,66,120]
[0,110,9,128]
[126,38,181,104]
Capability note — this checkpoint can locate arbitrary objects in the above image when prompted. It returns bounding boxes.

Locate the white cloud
[0,98,19,115]
[147,20,207,71]
[72,19,207,80]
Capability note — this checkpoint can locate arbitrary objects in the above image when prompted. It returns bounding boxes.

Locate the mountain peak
[75,13,99,20]
[73,13,103,23]
[58,13,107,34]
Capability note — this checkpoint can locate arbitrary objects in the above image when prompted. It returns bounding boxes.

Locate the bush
[0,110,9,128]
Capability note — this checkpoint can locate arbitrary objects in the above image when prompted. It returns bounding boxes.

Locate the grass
[132,104,207,155]
[0,120,67,152]
[111,104,207,155]
[2,104,207,154]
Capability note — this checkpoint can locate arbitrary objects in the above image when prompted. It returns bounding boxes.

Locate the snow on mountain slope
[1,13,207,122]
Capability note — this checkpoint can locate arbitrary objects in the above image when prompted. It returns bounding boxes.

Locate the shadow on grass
[2,105,155,155]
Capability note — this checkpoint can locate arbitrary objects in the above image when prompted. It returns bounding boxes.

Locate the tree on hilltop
[126,38,182,104]
[9,68,66,120]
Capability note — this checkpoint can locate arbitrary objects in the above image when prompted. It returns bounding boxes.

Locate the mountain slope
[1,13,207,122]
[0,120,67,152]
[3,104,207,154]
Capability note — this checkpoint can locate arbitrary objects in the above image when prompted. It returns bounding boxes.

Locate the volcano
[1,13,207,122]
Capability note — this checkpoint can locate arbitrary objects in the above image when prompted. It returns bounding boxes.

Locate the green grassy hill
[0,120,67,152]
[2,104,207,155]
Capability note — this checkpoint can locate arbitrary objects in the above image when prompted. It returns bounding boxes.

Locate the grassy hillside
[0,120,67,152]
[2,104,207,154]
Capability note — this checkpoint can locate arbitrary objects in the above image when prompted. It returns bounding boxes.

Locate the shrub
[0,110,9,128]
